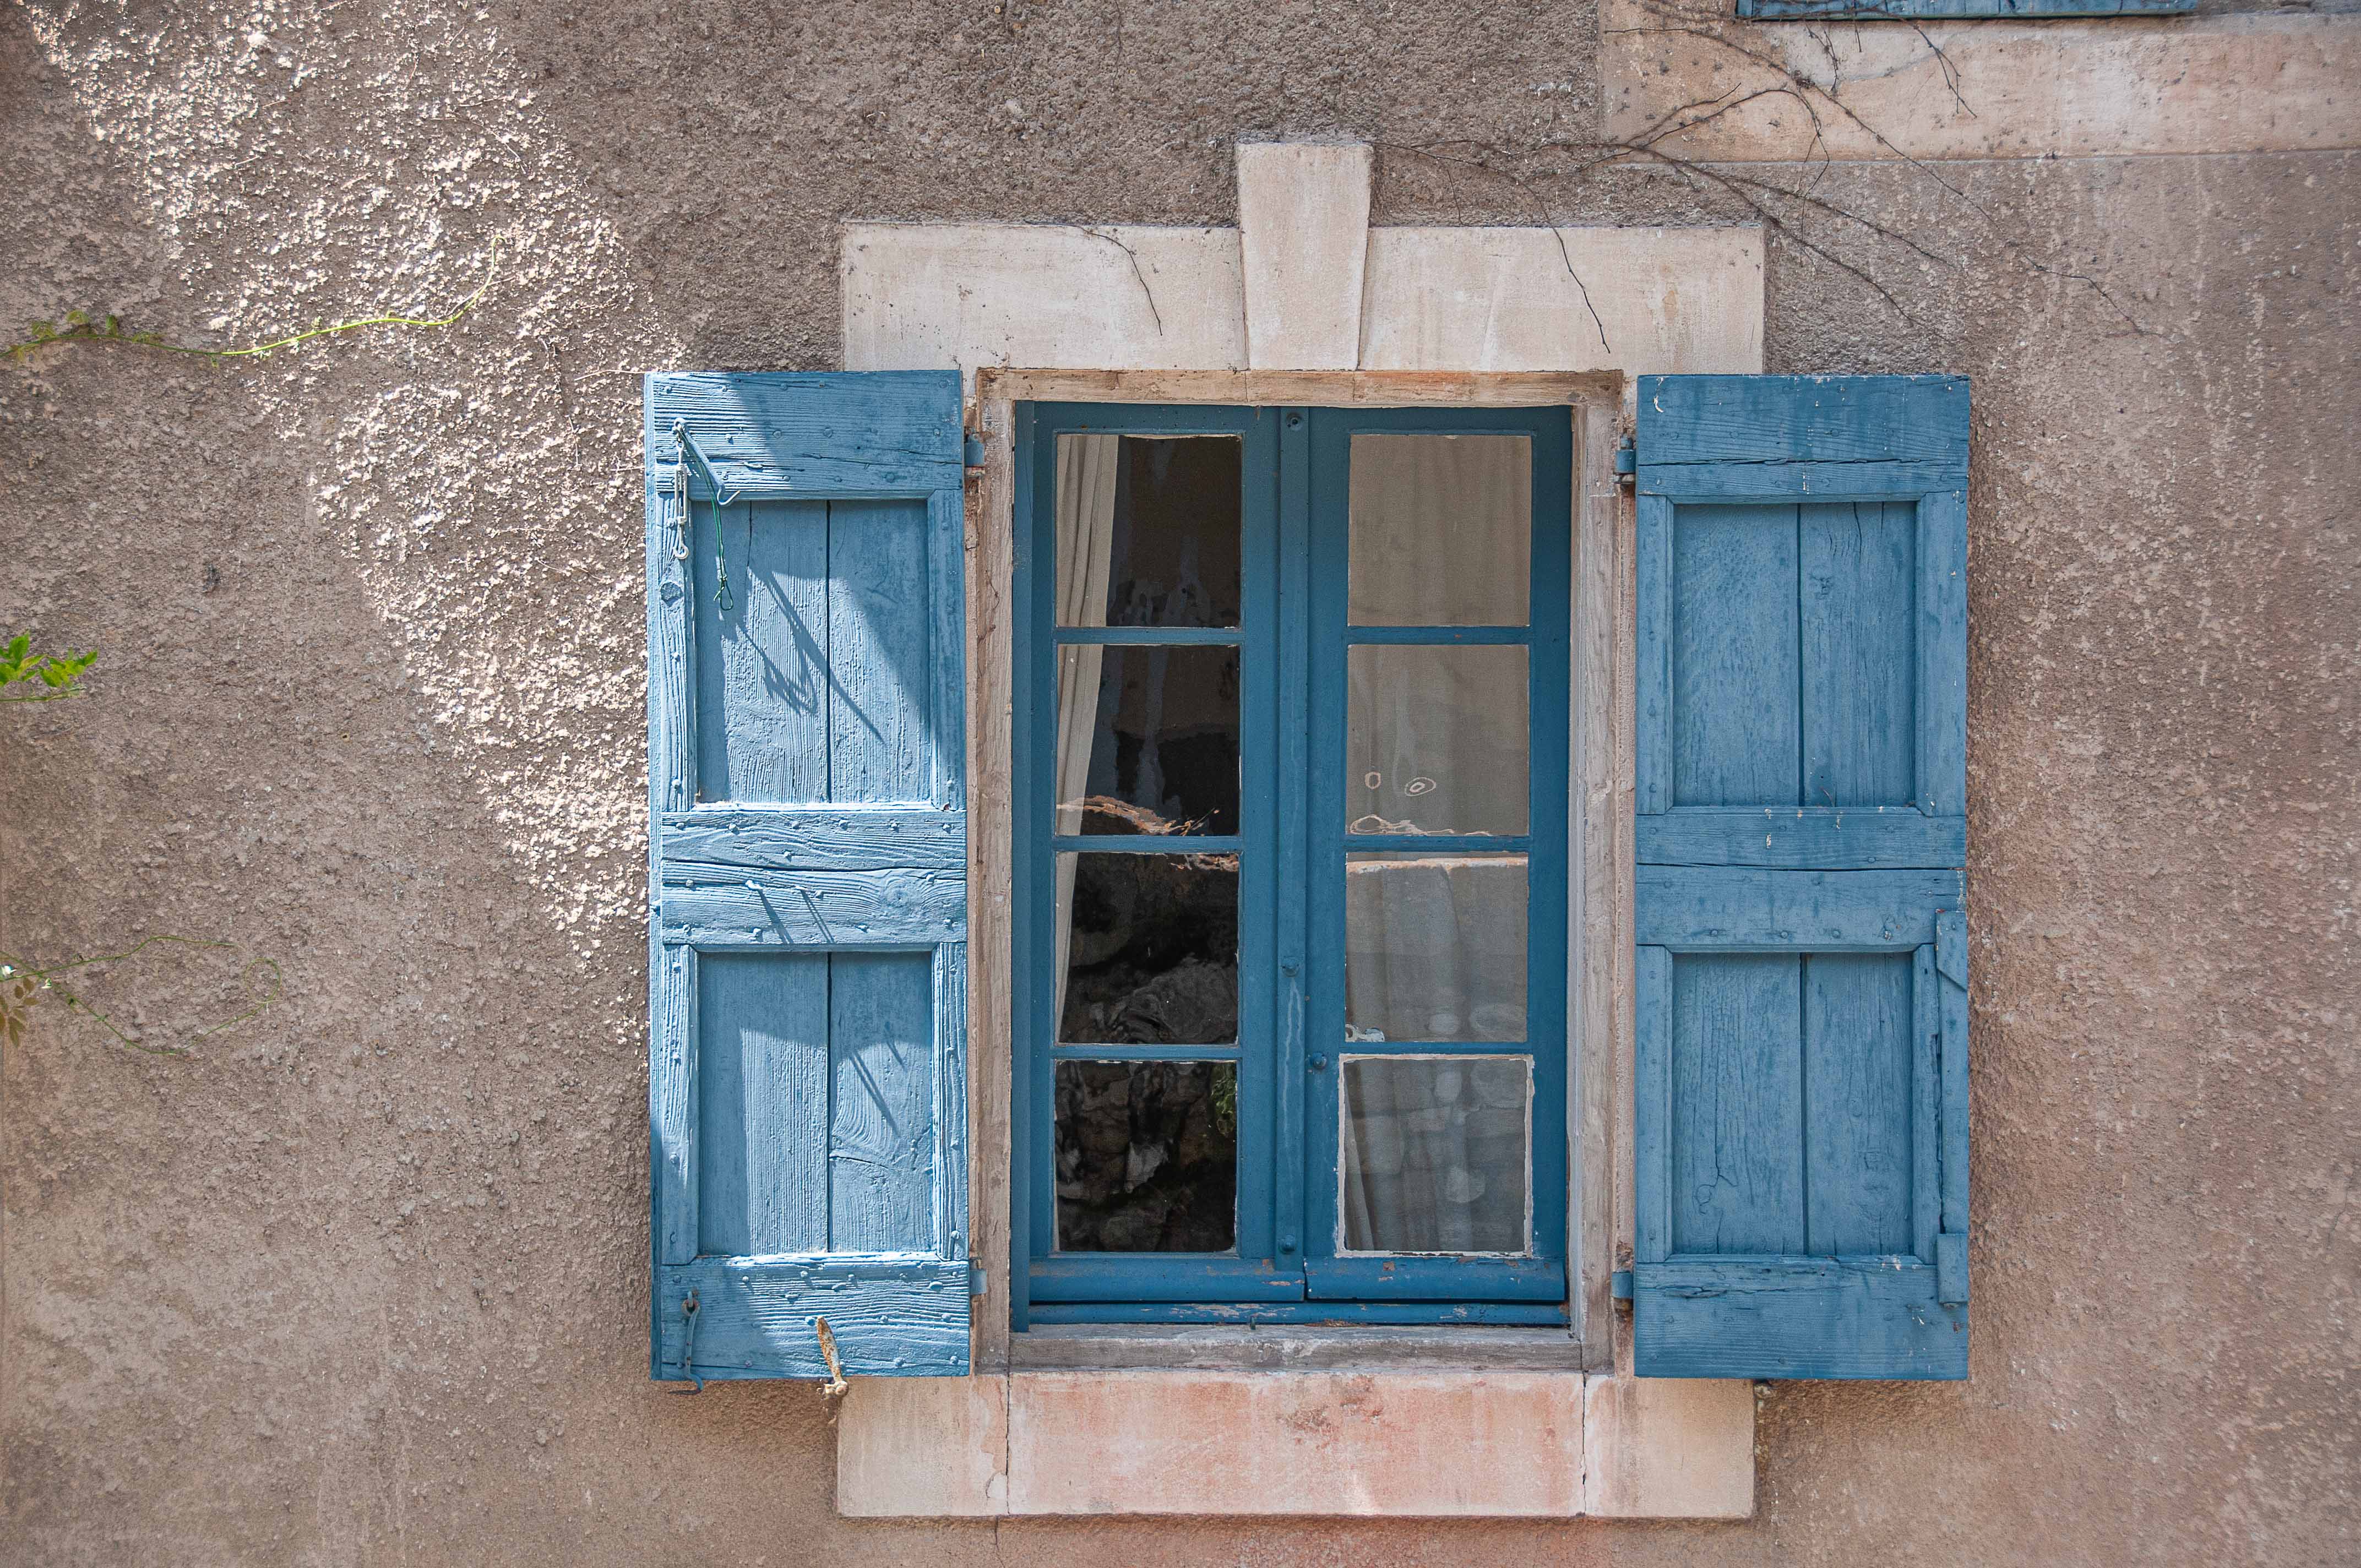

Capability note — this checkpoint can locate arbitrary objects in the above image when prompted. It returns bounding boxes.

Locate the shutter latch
[1613,437,1636,487]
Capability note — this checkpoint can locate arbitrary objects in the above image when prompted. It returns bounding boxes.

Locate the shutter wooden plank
[651,372,965,497]
[1638,808,1963,870]
[697,952,830,1255]
[1671,504,1800,807]
[651,945,698,1267]
[826,498,935,804]
[1635,867,1960,949]
[655,1258,971,1380]
[1637,375,1969,502]
[828,951,939,1251]
[1802,501,1917,808]
[661,809,966,873]
[1634,495,1673,815]
[1912,944,1942,1265]
[1918,489,1970,818]
[1801,953,1914,1256]
[1634,944,1674,1262]
[660,867,966,949]
[1669,953,1805,1255]
[1938,910,1971,1240]
[1742,0,2191,18]
[1635,1258,1965,1380]
[695,499,830,805]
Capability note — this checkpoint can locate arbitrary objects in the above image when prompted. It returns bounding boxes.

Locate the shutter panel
[1632,375,1970,1380]
[645,372,970,1381]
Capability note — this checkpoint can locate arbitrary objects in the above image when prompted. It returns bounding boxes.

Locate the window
[1009,404,1573,1326]
[643,369,1970,1387]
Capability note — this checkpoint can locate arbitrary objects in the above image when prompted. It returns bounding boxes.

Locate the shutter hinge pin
[1613,438,1636,487]
[962,433,987,470]
[813,1315,851,1400]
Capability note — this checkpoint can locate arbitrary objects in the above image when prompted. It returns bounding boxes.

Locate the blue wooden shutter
[644,372,969,1381]
[1633,375,1969,1380]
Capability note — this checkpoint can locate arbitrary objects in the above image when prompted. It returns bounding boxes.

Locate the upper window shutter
[1631,374,1970,1380]
[644,371,969,1381]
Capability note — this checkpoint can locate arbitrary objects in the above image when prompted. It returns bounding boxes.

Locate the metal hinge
[963,433,987,470]
[1613,438,1636,486]
[1611,1268,1634,1302]
[969,1264,989,1298]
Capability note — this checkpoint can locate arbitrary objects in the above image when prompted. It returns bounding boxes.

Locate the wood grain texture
[1635,867,1960,949]
[975,368,1626,409]
[655,1257,973,1379]
[1740,0,2190,14]
[649,371,964,499]
[1634,1257,1966,1379]
[1917,488,1971,818]
[1670,503,1801,807]
[1668,953,1805,1256]
[970,386,1017,1365]
[697,951,830,1255]
[661,809,965,873]
[1636,374,1968,498]
[659,867,965,949]
[694,498,829,804]
[826,498,935,803]
[651,945,699,1268]
[1639,808,1963,869]
[1802,501,1917,807]
[1800,954,1914,1255]
[828,952,938,1252]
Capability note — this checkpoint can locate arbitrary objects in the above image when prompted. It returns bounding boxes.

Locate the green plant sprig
[7,236,502,364]
[0,937,285,1057]
[0,633,96,702]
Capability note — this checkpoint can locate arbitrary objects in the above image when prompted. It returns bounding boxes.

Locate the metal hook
[671,1288,704,1395]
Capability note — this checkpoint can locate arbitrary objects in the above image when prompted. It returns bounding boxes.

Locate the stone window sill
[836,1370,1752,1519]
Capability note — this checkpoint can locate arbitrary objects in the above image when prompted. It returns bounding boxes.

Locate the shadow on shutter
[1632,374,1970,1381]
[644,372,971,1381]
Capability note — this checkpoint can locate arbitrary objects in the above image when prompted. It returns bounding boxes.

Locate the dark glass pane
[1340,1056,1531,1255]
[1055,1060,1238,1253]
[1350,433,1531,626]
[1055,852,1238,1044]
[1056,645,1241,836]
[1055,434,1242,628]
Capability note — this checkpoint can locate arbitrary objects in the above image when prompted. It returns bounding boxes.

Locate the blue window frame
[1011,402,1574,1327]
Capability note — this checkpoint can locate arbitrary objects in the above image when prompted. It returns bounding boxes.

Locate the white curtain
[1336,433,1535,1254]
[1052,435,1124,1032]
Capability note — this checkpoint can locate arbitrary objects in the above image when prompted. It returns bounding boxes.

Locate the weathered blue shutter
[644,372,969,1381]
[1633,375,1969,1380]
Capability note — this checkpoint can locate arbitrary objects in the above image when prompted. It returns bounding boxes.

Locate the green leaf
[65,309,89,328]
[28,320,56,340]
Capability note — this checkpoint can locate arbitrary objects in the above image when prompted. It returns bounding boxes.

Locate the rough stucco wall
[0,2,2352,1564]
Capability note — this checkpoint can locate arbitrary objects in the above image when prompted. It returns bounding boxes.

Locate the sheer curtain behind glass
[1052,434,1122,1021]
[1337,432,1535,1256]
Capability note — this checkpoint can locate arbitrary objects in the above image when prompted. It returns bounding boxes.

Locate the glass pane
[1056,434,1242,628]
[1350,433,1531,626]
[1340,1057,1531,1255]
[1056,1060,1238,1252]
[1347,645,1528,836]
[1056,645,1240,836]
[1345,853,1527,1043]
[1055,852,1238,1044]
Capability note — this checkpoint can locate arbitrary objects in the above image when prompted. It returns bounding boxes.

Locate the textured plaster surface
[1,2,2355,1565]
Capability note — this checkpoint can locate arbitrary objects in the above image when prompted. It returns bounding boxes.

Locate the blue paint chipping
[1633,374,1971,1380]
[645,371,969,1382]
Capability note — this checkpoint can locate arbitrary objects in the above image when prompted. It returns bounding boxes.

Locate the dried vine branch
[7,236,503,364]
